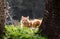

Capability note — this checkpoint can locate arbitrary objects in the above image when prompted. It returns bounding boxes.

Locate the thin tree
[0,0,5,39]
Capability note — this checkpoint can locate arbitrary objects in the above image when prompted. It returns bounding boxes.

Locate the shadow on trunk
[38,0,60,39]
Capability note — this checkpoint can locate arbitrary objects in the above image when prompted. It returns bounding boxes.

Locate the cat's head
[21,16,29,24]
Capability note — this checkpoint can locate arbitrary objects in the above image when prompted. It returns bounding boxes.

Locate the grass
[4,25,48,39]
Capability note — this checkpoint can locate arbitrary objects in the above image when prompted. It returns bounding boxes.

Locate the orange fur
[20,16,42,29]
[29,19,41,29]
[20,16,30,28]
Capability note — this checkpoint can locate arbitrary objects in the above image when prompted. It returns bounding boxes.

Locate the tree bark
[0,0,5,39]
[38,0,60,39]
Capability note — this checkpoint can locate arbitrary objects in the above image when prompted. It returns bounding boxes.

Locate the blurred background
[5,0,45,25]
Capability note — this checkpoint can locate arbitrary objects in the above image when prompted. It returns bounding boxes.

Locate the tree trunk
[0,0,5,39]
[38,0,60,39]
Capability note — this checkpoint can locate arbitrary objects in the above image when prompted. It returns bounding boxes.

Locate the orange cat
[20,16,42,29]
[29,19,41,29]
[20,16,30,28]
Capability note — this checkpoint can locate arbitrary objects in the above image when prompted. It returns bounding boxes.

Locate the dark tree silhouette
[38,0,60,39]
[0,0,5,39]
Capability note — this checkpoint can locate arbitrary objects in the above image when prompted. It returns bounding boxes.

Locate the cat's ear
[22,16,24,18]
[21,16,24,19]
[27,16,29,19]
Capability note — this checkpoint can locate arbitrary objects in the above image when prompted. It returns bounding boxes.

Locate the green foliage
[4,25,48,39]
